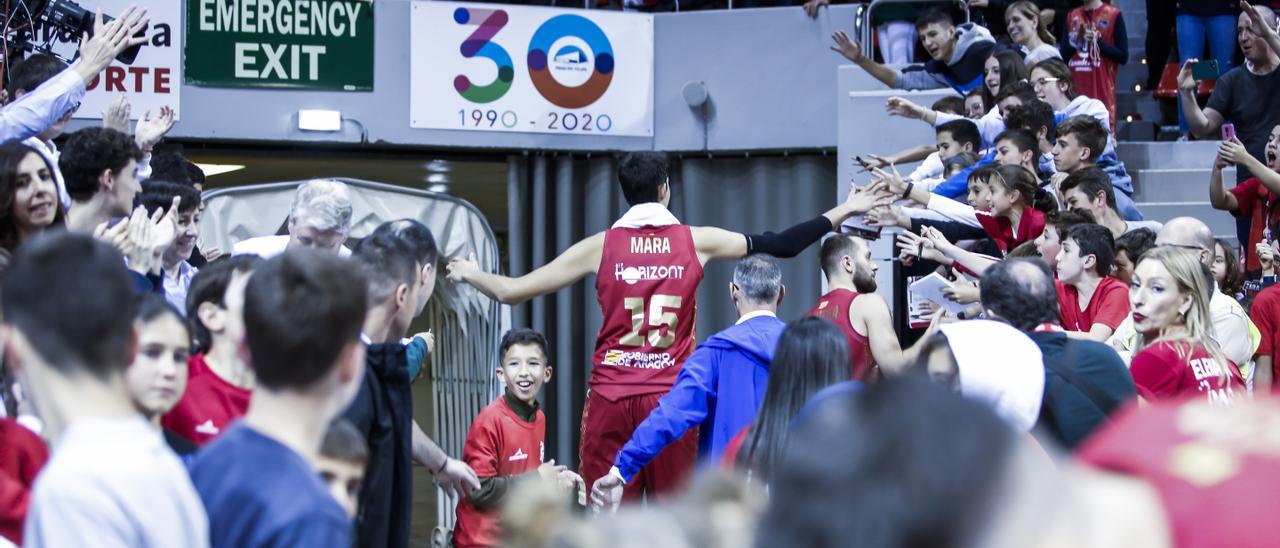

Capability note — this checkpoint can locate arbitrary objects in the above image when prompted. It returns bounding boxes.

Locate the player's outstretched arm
[448,232,605,304]
[692,182,892,264]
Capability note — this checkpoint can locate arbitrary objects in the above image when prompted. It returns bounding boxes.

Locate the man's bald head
[1156,217,1215,265]
[980,258,1062,331]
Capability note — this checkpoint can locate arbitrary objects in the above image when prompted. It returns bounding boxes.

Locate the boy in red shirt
[453,329,583,548]
[1055,223,1129,341]
[162,255,262,445]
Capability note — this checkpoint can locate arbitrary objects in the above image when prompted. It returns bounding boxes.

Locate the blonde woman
[1129,246,1244,405]
[1006,1,1059,65]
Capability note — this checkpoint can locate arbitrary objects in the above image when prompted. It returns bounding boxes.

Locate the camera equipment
[4,0,146,64]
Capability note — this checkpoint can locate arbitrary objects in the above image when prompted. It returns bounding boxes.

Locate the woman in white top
[1006,1,1061,65]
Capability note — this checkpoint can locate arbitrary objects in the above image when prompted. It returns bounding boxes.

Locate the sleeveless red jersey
[591,224,703,401]
[807,288,876,381]
[1066,4,1121,131]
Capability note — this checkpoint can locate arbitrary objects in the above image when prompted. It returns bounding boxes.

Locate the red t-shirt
[1055,277,1130,333]
[0,418,46,544]
[161,353,252,445]
[1130,341,1244,404]
[1078,398,1280,548]
[453,396,546,548]
[591,224,704,401]
[1227,177,1277,281]
[1250,285,1280,389]
[807,289,876,381]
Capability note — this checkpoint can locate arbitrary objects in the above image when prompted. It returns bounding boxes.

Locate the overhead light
[425,160,452,173]
[298,109,342,131]
[427,173,448,184]
[428,184,448,193]
[194,163,246,177]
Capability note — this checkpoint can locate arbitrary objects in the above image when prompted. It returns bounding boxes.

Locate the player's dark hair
[243,249,368,390]
[1065,223,1116,277]
[1059,166,1116,210]
[980,258,1061,331]
[59,127,144,202]
[148,148,203,187]
[1056,115,1109,162]
[369,219,438,267]
[757,376,1015,548]
[937,119,981,152]
[138,180,202,215]
[320,418,368,465]
[3,232,137,378]
[819,233,858,279]
[500,328,549,362]
[187,255,263,351]
[931,96,966,116]
[738,317,848,481]
[8,53,66,96]
[0,141,64,253]
[617,152,670,206]
[352,232,421,308]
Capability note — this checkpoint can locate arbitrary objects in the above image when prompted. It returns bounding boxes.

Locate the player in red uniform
[447,152,889,501]
[808,233,919,381]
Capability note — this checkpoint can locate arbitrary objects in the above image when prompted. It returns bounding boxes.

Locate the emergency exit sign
[184,0,373,91]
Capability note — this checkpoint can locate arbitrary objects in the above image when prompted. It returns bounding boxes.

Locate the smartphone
[1191,59,1220,81]
[1223,122,1237,142]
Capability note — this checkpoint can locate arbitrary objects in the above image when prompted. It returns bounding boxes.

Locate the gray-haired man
[590,254,786,510]
[234,179,354,257]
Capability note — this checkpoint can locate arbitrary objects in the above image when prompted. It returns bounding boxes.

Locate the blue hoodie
[613,314,784,482]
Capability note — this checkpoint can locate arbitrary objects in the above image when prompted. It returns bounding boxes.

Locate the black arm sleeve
[745,215,833,258]
[1097,14,1129,64]
[467,470,539,510]
[909,218,988,242]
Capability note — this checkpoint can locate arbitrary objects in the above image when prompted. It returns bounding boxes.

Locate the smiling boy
[453,329,583,548]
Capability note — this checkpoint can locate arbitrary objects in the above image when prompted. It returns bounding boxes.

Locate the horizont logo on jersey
[614,263,686,285]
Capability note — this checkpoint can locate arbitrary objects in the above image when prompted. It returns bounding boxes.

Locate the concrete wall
[71,1,876,152]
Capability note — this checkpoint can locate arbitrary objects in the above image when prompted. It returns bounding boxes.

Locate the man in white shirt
[3,232,208,547]
[233,179,354,258]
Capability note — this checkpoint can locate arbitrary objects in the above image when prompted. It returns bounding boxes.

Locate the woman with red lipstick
[0,141,64,260]
[124,294,197,462]
[1129,246,1244,405]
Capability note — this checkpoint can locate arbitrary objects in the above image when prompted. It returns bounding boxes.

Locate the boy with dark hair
[454,328,582,548]
[1053,115,1108,173]
[1059,167,1162,239]
[163,255,262,445]
[139,180,204,313]
[60,127,145,232]
[4,232,208,546]
[192,249,369,547]
[832,7,996,93]
[346,230,478,548]
[317,418,368,519]
[992,129,1040,173]
[1033,207,1095,271]
[936,119,981,159]
[932,95,966,116]
[1055,223,1129,342]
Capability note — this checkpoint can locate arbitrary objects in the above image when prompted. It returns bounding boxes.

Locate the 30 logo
[452,8,614,108]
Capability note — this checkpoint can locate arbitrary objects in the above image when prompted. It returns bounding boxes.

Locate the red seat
[1154,61,1215,99]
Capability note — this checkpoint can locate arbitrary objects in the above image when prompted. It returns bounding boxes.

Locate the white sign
[410,3,653,137]
[41,0,182,120]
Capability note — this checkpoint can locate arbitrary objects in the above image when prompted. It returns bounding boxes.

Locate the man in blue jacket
[589,255,786,509]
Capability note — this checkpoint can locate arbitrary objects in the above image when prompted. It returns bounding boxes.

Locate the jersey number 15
[620,295,682,349]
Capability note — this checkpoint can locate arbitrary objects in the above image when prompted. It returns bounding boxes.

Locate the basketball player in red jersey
[809,233,920,381]
[447,152,889,502]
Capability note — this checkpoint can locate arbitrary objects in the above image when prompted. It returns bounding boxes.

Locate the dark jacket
[1029,332,1136,449]
[343,342,414,548]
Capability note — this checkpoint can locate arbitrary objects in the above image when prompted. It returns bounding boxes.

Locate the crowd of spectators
[8,2,1280,548]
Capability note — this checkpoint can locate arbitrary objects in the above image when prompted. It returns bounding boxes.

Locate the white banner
[410,3,653,137]
[42,0,182,120]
